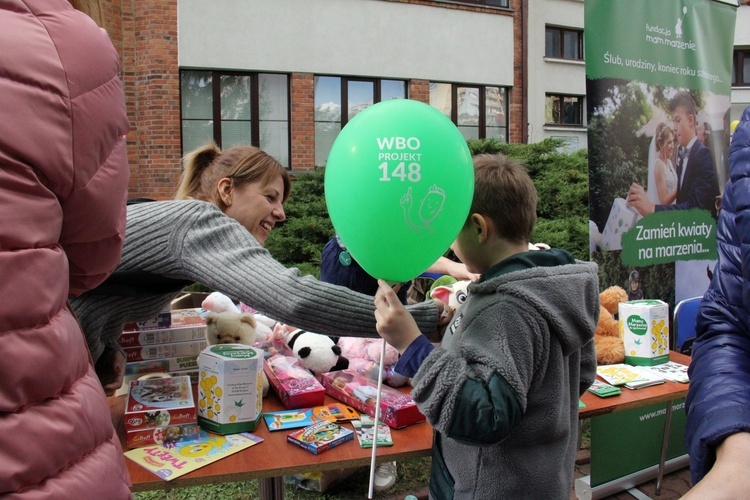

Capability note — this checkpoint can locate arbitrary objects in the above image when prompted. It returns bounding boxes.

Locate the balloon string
[367,338,388,499]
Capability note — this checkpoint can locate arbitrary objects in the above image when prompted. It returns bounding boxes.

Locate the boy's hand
[374,279,422,354]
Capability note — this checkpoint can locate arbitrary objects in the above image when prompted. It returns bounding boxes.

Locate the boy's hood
[469,257,599,355]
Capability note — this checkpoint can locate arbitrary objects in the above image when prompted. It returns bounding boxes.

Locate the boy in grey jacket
[375,154,598,499]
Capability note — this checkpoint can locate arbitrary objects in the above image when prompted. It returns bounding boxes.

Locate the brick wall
[291,74,316,171]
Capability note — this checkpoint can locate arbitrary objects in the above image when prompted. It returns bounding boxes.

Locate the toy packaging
[312,403,359,423]
[124,339,207,362]
[125,355,199,376]
[125,430,263,481]
[123,305,172,331]
[587,380,622,398]
[126,422,201,449]
[620,299,670,366]
[124,375,196,431]
[264,403,360,431]
[321,370,425,429]
[286,420,354,455]
[198,344,264,434]
[263,354,326,409]
[170,307,209,327]
[118,325,207,348]
[352,416,393,448]
[264,408,318,431]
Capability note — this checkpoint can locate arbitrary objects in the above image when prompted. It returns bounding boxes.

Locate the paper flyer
[124,429,263,481]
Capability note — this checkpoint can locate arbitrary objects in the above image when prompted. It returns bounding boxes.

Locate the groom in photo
[627,91,720,219]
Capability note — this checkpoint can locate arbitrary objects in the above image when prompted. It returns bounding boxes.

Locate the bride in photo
[646,122,678,205]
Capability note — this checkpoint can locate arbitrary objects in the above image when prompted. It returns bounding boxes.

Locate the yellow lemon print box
[198,344,263,434]
[619,300,669,366]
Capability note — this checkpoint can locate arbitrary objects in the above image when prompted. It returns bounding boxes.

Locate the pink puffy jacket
[0,1,131,497]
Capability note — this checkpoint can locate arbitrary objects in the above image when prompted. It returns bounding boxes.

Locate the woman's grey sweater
[70,200,439,362]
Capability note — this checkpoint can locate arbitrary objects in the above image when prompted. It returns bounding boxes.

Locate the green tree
[266,140,591,275]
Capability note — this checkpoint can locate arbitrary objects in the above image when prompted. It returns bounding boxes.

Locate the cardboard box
[321,370,425,429]
[286,421,354,455]
[116,368,200,398]
[117,325,207,347]
[263,354,326,409]
[620,300,670,366]
[170,292,211,310]
[124,339,207,362]
[198,344,264,434]
[125,422,201,449]
[124,376,196,431]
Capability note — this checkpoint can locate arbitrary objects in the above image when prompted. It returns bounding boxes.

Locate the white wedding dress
[646,136,678,205]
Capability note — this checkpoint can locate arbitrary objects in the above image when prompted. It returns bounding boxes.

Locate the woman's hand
[374,280,423,354]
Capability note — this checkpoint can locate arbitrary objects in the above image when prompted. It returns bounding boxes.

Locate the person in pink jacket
[0,0,132,497]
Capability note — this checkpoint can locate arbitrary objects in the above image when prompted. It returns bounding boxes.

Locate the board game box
[286,420,354,454]
[124,375,196,431]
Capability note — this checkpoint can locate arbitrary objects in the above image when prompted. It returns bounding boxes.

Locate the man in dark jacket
[684,106,750,498]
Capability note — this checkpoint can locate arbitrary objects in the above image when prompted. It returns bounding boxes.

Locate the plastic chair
[672,296,702,353]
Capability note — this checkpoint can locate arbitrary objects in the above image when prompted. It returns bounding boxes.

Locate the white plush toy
[283,329,349,378]
[430,280,470,309]
[202,291,239,313]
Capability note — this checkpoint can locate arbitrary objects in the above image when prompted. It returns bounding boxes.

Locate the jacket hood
[469,257,599,356]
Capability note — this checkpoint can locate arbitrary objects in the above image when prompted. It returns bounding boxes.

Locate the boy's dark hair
[471,154,537,244]
[669,91,697,120]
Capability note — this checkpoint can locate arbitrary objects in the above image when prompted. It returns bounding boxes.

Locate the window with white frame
[429,83,508,141]
[545,26,583,61]
[180,70,290,167]
[545,94,584,126]
[314,76,407,166]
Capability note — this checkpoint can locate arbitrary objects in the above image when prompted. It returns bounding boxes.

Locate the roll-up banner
[586,0,737,314]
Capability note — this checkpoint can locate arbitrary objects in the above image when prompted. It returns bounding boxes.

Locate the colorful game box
[321,370,425,429]
[123,339,207,362]
[125,356,199,376]
[286,420,354,454]
[117,325,207,348]
[352,416,393,448]
[264,408,318,431]
[124,375,196,431]
[263,354,326,409]
[125,422,201,449]
[312,403,359,423]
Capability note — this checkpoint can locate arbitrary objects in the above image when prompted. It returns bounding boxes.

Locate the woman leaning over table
[70,143,449,396]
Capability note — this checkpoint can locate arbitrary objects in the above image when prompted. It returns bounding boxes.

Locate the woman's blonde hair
[654,122,675,153]
[176,143,291,206]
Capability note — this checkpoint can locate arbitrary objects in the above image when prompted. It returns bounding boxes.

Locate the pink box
[124,376,197,431]
[321,370,425,429]
[263,354,325,409]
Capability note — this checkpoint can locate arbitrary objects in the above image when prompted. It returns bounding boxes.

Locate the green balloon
[325,99,474,283]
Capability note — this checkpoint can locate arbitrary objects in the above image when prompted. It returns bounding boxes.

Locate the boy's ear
[470,213,491,243]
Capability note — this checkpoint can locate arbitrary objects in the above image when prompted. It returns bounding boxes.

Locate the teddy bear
[202,291,274,345]
[205,311,258,345]
[202,296,269,395]
[595,285,628,365]
[283,329,350,378]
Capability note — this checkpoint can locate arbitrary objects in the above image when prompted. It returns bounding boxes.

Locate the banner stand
[574,454,689,500]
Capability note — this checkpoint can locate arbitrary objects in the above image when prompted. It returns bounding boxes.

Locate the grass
[133,457,431,499]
